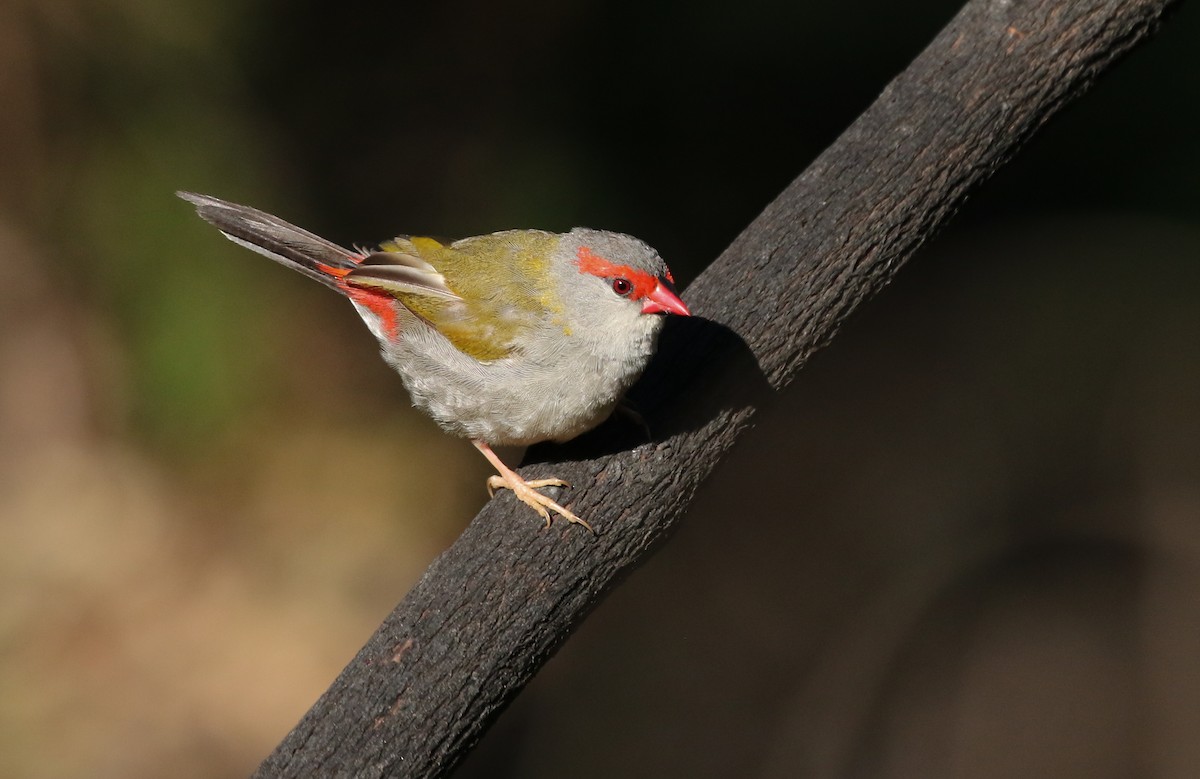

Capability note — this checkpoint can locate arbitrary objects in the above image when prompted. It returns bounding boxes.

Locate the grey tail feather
[177,191,357,291]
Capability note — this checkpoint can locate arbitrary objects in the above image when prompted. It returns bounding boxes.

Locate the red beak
[641,280,691,316]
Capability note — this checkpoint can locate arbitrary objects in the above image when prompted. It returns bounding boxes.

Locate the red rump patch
[346,286,400,341]
[575,246,658,300]
[315,262,352,278]
[316,258,401,341]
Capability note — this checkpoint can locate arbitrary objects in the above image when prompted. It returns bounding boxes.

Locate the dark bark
[253,0,1179,776]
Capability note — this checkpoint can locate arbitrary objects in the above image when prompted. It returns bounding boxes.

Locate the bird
[177,192,690,531]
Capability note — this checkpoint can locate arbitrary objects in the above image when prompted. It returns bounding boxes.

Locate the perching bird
[178,192,689,530]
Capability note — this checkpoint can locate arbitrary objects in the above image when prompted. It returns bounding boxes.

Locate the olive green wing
[345,232,560,362]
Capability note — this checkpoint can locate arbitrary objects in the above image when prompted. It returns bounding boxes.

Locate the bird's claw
[485,475,592,532]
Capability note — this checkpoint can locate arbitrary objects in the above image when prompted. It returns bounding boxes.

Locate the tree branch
[253,0,1178,775]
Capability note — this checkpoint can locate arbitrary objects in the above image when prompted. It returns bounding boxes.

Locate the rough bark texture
[253,0,1178,776]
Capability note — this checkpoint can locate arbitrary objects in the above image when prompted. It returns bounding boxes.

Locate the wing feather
[341,233,560,361]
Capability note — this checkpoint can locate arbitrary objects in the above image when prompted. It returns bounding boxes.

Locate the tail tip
[176,191,211,208]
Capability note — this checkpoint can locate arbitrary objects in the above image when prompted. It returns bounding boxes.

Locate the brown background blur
[1,1,1198,777]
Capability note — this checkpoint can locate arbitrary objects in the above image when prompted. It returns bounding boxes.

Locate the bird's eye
[611,278,633,296]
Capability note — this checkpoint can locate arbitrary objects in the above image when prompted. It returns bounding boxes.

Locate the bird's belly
[383,334,646,446]
[420,380,617,445]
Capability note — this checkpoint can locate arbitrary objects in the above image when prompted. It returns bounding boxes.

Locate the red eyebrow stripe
[576,246,657,300]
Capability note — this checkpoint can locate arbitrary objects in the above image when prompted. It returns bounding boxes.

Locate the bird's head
[555,229,690,334]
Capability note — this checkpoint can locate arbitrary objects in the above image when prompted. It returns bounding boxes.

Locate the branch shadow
[525,315,773,466]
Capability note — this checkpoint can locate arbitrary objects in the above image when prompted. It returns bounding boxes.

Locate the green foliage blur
[2,0,1198,777]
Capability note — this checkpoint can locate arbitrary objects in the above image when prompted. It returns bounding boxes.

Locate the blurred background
[1,0,1197,777]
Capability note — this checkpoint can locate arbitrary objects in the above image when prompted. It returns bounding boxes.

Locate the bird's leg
[471,440,592,532]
